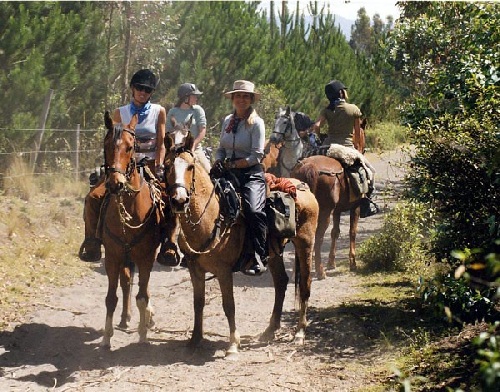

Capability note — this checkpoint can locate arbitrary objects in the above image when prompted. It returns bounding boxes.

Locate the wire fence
[0,127,105,184]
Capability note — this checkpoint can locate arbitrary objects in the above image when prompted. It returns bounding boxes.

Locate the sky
[258,0,401,21]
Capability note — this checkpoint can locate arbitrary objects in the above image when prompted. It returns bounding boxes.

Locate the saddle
[212,172,298,238]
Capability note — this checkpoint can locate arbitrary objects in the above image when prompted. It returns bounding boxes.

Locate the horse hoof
[225,345,239,360]
[316,271,326,280]
[100,339,111,349]
[349,264,357,271]
[117,321,128,329]
[327,263,336,270]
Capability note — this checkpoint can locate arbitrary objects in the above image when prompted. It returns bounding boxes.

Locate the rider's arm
[156,106,167,166]
[312,114,325,134]
[352,117,361,151]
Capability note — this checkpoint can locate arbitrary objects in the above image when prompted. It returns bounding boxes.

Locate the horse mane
[291,161,318,193]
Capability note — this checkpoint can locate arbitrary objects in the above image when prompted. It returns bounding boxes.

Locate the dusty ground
[0,149,408,392]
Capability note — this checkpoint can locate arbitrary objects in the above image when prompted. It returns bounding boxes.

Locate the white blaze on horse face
[172,156,190,203]
[171,127,188,147]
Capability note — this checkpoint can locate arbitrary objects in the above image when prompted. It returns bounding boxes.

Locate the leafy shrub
[406,115,500,261]
[418,274,496,325]
[358,201,434,272]
[474,322,500,392]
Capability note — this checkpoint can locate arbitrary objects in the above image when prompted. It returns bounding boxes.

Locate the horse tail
[294,252,300,299]
[292,161,319,193]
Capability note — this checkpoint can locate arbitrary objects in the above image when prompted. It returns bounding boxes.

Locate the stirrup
[156,241,181,267]
[241,255,267,276]
[78,238,102,262]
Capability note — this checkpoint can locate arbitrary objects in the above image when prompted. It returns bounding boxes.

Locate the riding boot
[79,179,106,262]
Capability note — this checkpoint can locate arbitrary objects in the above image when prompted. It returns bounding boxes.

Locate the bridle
[164,146,196,202]
[104,125,139,191]
[164,147,228,255]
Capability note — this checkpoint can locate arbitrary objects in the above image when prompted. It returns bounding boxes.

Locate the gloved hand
[155,164,165,180]
[209,160,225,179]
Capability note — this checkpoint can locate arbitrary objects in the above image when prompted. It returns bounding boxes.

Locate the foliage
[358,201,433,273]
[418,273,496,325]
[474,322,500,392]
[387,2,500,262]
[364,121,407,151]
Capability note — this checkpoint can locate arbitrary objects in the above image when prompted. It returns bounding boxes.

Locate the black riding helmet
[177,83,203,99]
[325,80,347,101]
[130,69,158,90]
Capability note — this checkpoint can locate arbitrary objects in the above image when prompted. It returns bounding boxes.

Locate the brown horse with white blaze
[100,111,162,348]
[163,131,318,358]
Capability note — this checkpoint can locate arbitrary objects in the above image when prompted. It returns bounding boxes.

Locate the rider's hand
[155,164,165,180]
[209,160,225,179]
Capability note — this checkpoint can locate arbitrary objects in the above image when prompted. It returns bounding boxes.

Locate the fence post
[75,124,80,181]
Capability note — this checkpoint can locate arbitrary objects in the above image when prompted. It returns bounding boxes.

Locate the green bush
[474,322,500,392]
[358,201,434,272]
[364,121,408,152]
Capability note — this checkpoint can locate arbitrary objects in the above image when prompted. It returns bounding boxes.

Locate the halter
[165,146,196,200]
[104,125,138,188]
[271,110,301,144]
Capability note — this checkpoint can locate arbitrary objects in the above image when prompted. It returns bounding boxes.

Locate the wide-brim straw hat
[224,80,261,102]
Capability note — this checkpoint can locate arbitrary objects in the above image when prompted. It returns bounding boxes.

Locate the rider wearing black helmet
[79,69,167,262]
[312,80,363,150]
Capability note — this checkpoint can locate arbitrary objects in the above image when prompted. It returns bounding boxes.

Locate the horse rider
[79,69,167,262]
[312,80,377,217]
[167,83,211,173]
[210,80,268,276]
[312,80,363,151]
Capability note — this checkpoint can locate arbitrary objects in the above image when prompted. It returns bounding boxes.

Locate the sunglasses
[133,84,153,94]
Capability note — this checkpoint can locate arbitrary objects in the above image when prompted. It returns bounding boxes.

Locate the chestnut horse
[100,111,162,347]
[265,107,366,280]
[163,132,318,358]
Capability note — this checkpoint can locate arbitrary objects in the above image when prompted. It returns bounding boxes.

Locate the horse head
[169,115,193,149]
[271,106,297,145]
[103,111,138,194]
[164,130,195,213]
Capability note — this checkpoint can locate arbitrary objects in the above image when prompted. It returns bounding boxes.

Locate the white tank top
[119,103,161,160]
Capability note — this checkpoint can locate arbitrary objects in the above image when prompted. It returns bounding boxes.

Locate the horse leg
[188,262,206,349]
[315,209,331,279]
[348,207,360,271]
[292,237,313,345]
[135,259,154,344]
[118,262,133,329]
[217,269,240,359]
[101,258,119,348]
[328,211,342,270]
[261,239,289,342]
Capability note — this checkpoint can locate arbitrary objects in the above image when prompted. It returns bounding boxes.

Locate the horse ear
[186,115,193,129]
[184,131,194,151]
[104,111,113,130]
[164,131,174,151]
[171,117,178,127]
[129,114,138,130]
[285,106,291,115]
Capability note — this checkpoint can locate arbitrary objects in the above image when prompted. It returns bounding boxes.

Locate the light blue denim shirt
[215,112,265,167]
[166,105,206,150]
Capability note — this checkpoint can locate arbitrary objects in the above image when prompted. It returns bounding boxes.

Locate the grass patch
[366,121,408,152]
[0,180,92,329]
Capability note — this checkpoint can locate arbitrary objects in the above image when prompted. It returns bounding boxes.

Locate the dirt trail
[0,149,407,392]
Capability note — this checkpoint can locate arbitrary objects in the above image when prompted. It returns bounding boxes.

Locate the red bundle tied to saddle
[264,173,297,200]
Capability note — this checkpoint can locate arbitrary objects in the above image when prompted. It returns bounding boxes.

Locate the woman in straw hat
[211,80,268,276]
